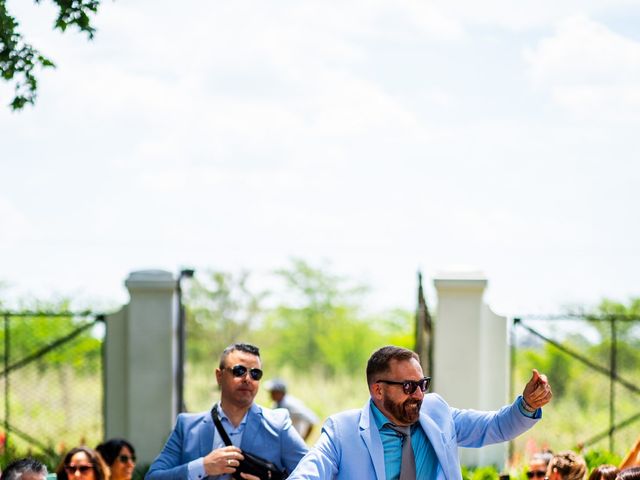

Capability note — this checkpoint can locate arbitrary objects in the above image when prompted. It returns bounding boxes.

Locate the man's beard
[383,395,422,425]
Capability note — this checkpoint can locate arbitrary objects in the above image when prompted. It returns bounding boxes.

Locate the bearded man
[288,345,552,480]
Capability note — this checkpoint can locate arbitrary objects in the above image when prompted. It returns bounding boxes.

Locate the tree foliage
[0,299,102,374]
[585,297,640,343]
[184,259,414,378]
[185,269,268,365]
[260,259,373,376]
[0,0,101,110]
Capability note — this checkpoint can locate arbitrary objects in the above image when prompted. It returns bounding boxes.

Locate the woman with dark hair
[55,446,109,480]
[589,465,620,480]
[95,439,136,480]
[616,467,640,480]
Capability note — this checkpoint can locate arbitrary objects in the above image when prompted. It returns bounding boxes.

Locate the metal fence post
[610,316,617,452]
[3,313,9,464]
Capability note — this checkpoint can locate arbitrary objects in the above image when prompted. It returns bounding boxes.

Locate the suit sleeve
[145,415,193,480]
[278,414,310,474]
[452,396,540,448]
[287,416,341,480]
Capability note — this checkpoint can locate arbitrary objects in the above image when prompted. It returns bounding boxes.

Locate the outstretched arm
[451,369,552,448]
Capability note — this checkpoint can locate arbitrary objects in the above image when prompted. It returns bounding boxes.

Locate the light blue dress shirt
[188,403,248,480]
[370,403,438,480]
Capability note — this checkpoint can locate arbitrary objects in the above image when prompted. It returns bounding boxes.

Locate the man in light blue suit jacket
[146,344,307,480]
[288,346,552,480]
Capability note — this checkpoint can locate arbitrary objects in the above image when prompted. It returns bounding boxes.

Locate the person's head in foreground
[588,464,619,480]
[96,438,136,480]
[546,451,587,480]
[616,467,640,480]
[55,447,109,480]
[1,458,48,480]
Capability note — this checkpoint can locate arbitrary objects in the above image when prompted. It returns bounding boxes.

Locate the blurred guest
[265,379,318,441]
[547,451,587,480]
[528,450,554,479]
[56,447,109,480]
[96,439,136,480]
[1,458,48,480]
[588,464,619,480]
[616,467,640,480]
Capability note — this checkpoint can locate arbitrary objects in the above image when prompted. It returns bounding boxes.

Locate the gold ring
[227,459,231,466]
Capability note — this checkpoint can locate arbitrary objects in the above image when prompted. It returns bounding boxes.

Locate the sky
[1,0,640,317]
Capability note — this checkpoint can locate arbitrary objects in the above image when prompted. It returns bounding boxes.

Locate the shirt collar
[370,401,393,430]
[217,402,249,429]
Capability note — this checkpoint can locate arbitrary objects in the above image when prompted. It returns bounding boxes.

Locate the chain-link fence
[0,311,105,467]
[510,313,640,461]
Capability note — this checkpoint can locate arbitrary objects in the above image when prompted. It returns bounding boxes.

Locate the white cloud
[3,0,640,317]
[438,0,638,31]
[524,16,640,118]
[0,197,33,248]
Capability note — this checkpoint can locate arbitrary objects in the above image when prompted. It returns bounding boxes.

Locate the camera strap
[211,404,234,446]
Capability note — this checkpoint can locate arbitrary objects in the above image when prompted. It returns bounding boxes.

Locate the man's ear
[215,368,222,386]
[370,382,383,401]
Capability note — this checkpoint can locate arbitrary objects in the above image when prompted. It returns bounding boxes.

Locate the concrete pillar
[104,270,178,465]
[433,273,509,468]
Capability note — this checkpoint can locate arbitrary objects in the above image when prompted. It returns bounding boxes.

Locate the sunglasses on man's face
[376,377,431,395]
[118,455,136,464]
[64,465,94,475]
[225,364,263,381]
[526,471,547,479]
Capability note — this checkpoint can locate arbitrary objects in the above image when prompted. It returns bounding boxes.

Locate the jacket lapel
[419,413,452,480]
[239,403,261,452]
[200,408,216,456]
[359,401,386,480]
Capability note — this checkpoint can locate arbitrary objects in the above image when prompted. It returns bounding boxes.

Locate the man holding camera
[146,343,307,480]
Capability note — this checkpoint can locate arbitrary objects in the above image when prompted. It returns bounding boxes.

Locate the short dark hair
[366,345,419,386]
[55,446,109,480]
[1,458,47,480]
[219,343,260,369]
[95,438,136,466]
[617,467,640,480]
[588,465,619,480]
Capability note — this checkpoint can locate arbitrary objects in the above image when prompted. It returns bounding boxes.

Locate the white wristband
[521,397,536,413]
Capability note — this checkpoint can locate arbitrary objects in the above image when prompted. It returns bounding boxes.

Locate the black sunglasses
[376,377,431,395]
[225,364,263,381]
[65,466,94,475]
[118,454,136,464]
[527,472,546,479]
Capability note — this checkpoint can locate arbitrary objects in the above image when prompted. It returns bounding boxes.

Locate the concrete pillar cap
[125,270,176,291]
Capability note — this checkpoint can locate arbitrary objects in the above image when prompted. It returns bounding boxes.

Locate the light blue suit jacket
[288,394,540,480]
[146,403,308,480]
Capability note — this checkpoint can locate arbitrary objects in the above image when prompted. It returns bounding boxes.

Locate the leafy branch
[0,0,101,110]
